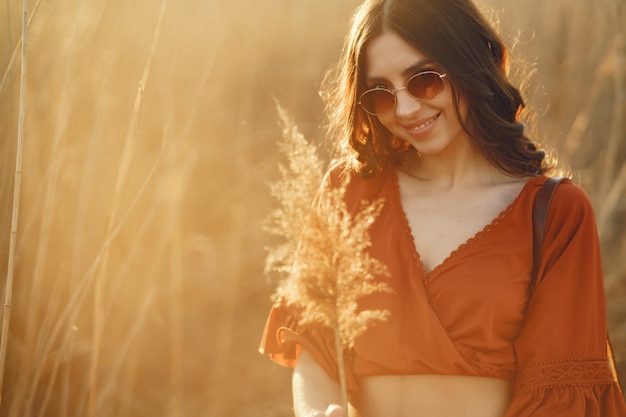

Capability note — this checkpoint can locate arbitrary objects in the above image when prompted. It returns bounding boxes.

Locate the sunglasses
[358,70,447,116]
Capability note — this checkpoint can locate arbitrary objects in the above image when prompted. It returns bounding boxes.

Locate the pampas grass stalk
[18,14,79,412]
[0,0,40,96]
[266,106,391,412]
[284,171,391,411]
[0,0,28,407]
[264,103,325,272]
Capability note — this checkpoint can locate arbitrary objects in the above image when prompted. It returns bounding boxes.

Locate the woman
[259,0,626,416]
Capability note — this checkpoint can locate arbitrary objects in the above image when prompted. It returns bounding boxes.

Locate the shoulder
[323,160,392,191]
[548,178,595,217]
[319,160,395,209]
[539,177,599,237]
[322,159,352,188]
[528,176,594,210]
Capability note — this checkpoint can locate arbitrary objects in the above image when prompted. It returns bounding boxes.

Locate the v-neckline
[390,168,536,278]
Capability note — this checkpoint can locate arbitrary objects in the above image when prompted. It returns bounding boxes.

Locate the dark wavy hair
[322,0,553,178]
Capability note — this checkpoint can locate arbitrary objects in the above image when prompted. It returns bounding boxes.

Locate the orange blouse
[259,166,626,416]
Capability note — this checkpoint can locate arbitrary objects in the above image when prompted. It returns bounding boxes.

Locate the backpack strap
[530,177,565,293]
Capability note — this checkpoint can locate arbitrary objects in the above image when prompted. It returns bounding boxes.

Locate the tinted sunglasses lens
[361,89,395,115]
[408,72,444,99]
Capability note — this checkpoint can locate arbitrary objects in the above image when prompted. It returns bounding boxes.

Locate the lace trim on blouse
[516,359,615,394]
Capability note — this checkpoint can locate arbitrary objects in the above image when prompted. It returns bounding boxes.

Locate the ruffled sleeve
[505,181,626,416]
[258,299,358,391]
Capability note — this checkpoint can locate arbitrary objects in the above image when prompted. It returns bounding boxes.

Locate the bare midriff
[350,374,512,417]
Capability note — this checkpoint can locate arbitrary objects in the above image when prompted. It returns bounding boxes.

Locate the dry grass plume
[266,107,391,409]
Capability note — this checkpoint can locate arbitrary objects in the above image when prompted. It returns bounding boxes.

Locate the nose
[394,87,422,118]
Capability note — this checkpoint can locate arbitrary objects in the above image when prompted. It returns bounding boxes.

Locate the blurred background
[0,0,623,415]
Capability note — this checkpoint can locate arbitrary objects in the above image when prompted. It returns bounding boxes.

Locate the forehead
[364,31,430,79]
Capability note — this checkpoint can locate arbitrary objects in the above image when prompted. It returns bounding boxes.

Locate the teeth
[411,114,438,131]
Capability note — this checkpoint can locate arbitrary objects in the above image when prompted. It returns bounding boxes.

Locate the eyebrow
[366,59,434,84]
[402,60,434,77]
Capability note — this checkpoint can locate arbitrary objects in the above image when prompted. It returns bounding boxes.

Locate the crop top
[259,165,626,416]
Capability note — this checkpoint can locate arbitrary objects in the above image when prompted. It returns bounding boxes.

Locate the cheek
[372,112,393,128]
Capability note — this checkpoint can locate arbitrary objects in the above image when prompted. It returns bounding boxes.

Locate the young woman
[259,0,626,416]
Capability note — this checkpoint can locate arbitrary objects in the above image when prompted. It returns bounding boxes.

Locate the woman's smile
[404,113,440,138]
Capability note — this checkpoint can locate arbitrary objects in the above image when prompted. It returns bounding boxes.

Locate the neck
[400,145,502,190]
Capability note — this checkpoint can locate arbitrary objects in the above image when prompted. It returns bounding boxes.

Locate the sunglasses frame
[358,70,448,116]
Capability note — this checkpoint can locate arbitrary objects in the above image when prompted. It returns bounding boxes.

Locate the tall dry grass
[0,0,623,416]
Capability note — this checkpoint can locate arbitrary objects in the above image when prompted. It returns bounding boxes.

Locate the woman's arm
[504,181,626,415]
[293,349,346,417]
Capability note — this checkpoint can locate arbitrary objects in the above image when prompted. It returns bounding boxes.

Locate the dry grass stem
[0,0,40,96]
[88,1,168,415]
[0,0,28,407]
[16,126,168,415]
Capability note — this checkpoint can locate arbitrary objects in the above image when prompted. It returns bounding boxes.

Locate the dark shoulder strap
[530,177,565,293]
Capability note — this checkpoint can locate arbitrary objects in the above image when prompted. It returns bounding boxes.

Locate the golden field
[0,0,624,415]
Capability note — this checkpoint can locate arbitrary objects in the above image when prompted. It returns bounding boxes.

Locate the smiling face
[364,30,472,158]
